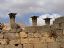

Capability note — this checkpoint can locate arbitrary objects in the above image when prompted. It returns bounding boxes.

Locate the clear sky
[0,0,64,25]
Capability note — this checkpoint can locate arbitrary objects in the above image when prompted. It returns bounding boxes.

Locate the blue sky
[0,0,64,25]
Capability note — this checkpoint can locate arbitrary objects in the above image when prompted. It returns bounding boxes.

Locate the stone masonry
[0,13,64,48]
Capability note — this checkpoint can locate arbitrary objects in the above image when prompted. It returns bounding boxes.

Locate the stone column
[31,16,39,26]
[8,13,16,30]
[44,18,51,25]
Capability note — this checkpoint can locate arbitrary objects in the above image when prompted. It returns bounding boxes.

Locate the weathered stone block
[5,45,14,48]
[21,38,29,44]
[40,37,46,43]
[60,42,64,48]
[24,26,43,33]
[23,44,33,48]
[56,29,63,36]
[62,36,64,42]
[42,25,51,32]
[28,33,34,38]
[4,33,19,40]
[63,29,64,35]
[46,37,55,42]
[61,23,64,29]
[41,32,49,37]
[9,39,20,45]
[0,45,5,48]
[28,38,34,43]
[5,44,22,48]
[17,44,23,48]
[34,33,41,38]
[48,42,59,48]
[51,24,60,29]
[0,39,7,45]
[40,37,55,43]
[0,34,3,39]
[34,43,47,48]
[20,32,27,38]
[28,38,40,43]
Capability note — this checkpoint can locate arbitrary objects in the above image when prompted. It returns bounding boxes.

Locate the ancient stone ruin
[0,13,64,48]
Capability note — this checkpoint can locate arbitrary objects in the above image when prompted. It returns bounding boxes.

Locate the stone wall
[0,27,63,48]
[0,16,64,48]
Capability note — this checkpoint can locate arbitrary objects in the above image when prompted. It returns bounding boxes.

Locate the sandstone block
[0,34,3,39]
[34,43,47,48]
[0,45,4,48]
[41,32,49,37]
[40,37,54,43]
[56,36,63,42]
[61,23,64,29]
[46,37,55,42]
[4,33,19,40]
[48,42,59,48]
[23,44,33,48]
[9,39,20,45]
[0,39,7,45]
[34,33,41,38]
[28,33,34,38]
[28,38,40,43]
[20,32,27,38]
[5,45,14,48]
[40,37,46,43]
[63,29,64,35]
[56,29,63,36]
[21,38,29,44]
[51,24,59,29]
[5,44,23,48]
[60,42,64,48]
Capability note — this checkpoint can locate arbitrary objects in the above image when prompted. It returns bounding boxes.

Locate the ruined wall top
[53,16,64,24]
